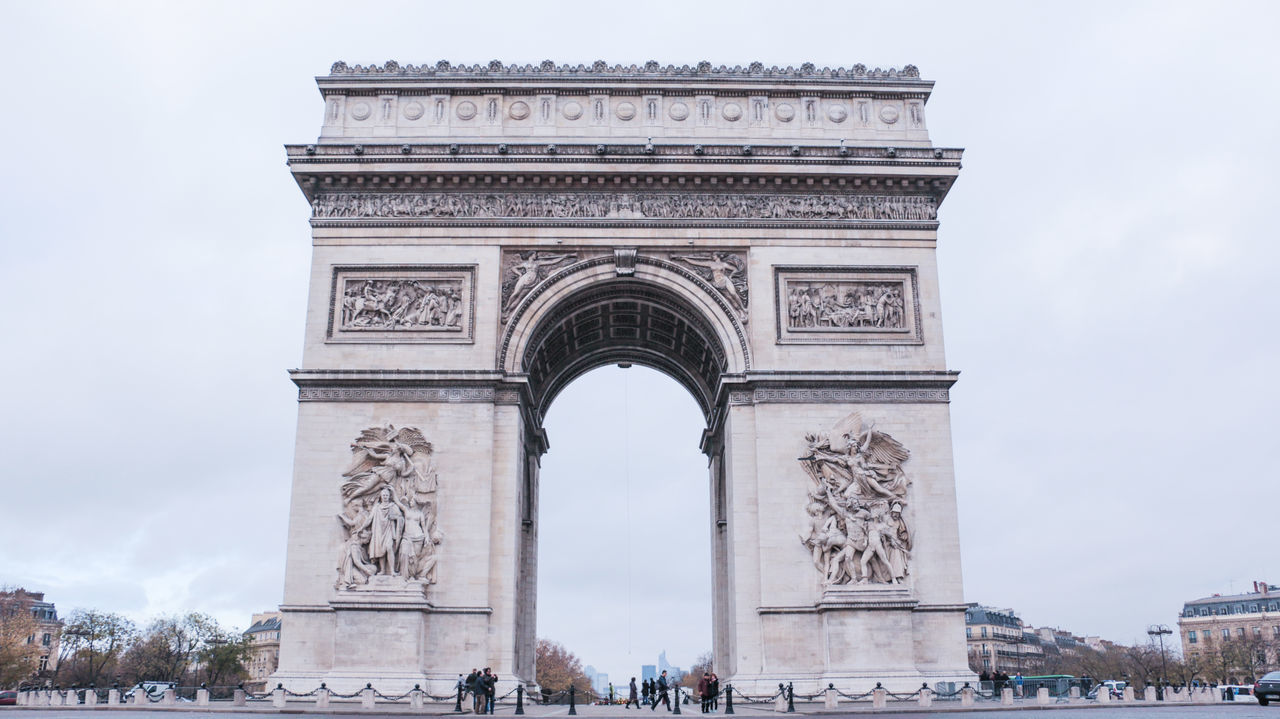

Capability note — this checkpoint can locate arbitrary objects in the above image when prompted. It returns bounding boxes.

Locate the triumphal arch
[276,60,971,693]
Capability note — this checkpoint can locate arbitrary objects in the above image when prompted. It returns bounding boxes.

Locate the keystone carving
[799,412,912,586]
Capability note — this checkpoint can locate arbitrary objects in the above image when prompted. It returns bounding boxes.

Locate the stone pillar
[1144,686,1157,702]
[1001,687,1013,705]
[917,687,932,707]
[773,686,787,712]
[162,688,176,706]
[15,690,26,706]
[1036,687,1049,705]
[1096,685,1111,704]
[960,686,975,707]
[411,687,424,710]
[56,689,68,706]
[128,689,141,705]
[233,688,246,706]
[872,687,886,709]
[86,689,98,706]
[196,687,209,706]
[107,689,121,705]
[316,687,330,709]
[1068,686,1080,700]
[361,686,375,710]
[1123,686,1135,702]
[273,686,286,708]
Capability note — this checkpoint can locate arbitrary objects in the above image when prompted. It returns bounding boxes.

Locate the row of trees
[533,639,593,693]
[971,633,1279,687]
[6,609,251,689]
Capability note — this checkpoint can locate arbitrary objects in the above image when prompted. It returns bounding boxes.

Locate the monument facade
[275,60,972,693]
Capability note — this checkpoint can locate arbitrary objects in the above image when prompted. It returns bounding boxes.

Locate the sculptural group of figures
[788,282,905,329]
[341,279,463,331]
[310,192,937,222]
[799,412,912,586]
[335,425,443,590]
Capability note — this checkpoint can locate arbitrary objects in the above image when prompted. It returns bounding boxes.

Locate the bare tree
[57,609,136,687]
[534,638,593,694]
[0,589,41,687]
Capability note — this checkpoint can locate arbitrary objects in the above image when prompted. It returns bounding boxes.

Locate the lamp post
[1147,625,1172,686]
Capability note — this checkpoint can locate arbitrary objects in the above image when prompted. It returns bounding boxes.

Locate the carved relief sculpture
[335,424,442,591]
[787,280,905,330]
[341,278,464,331]
[798,412,911,586]
[671,252,749,321]
[311,192,937,223]
[500,251,577,320]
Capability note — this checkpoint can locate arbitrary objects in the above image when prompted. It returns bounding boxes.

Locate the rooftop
[326,60,924,82]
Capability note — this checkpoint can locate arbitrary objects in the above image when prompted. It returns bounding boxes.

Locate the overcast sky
[2,0,1278,685]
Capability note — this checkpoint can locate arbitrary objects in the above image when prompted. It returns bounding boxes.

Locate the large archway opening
[510,273,740,692]
[537,365,711,692]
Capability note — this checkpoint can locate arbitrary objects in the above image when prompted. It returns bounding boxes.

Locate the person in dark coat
[643,679,652,706]
[651,671,671,711]
[709,673,720,710]
[697,672,711,713]
[626,677,640,709]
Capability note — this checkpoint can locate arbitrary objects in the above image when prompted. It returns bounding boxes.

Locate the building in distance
[0,588,63,679]
[243,611,282,691]
[1178,580,1279,683]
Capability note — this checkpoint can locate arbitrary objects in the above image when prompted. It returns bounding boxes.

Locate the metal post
[454,683,463,713]
[786,682,795,713]
[672,682,680,715]
[568,684,576,716]
[515,685,524,715]
[724,684,734,715]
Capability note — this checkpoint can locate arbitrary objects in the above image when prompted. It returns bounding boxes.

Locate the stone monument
[274,60,973,694]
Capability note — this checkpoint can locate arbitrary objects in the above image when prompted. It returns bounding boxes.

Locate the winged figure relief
[334,424,443,590]
[798,412,912,586]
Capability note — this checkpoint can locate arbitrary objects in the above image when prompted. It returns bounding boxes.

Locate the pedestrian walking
[626,677,640,709]
[651,671,671,711]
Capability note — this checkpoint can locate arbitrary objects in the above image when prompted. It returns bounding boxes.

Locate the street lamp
[1147,625,1172,687]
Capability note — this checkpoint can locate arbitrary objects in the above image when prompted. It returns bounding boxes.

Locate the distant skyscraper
[658,650,671,673]
[641,665,657,682]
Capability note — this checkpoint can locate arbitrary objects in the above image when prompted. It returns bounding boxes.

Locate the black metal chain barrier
[730,685,783,703]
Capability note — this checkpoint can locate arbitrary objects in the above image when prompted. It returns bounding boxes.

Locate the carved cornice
[286,142,963,163]
[327,60,924,82]
[721,371,959,406]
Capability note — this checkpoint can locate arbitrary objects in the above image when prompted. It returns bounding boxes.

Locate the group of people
[460,668,499,714]
[621,670,721,712]
[978,670,1024,695]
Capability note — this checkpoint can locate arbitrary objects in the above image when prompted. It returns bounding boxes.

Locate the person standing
[626,677,640,709]
[642,679,651,706]
[484,671,497,714]
[1015,672,1024,697]
[709,673,720,711]
[697,672,710,713]
[651,671,671,711]
[464,669,479,712]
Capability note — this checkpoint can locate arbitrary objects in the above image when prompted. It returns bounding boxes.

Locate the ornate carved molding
[745,388,949,404]
[311,192,936,223]
[299,387,496,402]
[328,60,922,81]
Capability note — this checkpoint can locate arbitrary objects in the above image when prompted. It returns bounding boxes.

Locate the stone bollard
[1037,687,1050,705]
[55,689,67,706]
[918,686,932,708]
[823,685,837,710]
[411,685,424,710]
[197,687,209,706]
[87,688,99,707]
[129,689,142,706]
[316,686,330,710]
[774,684,787,713]
[108,688,121,706]
[14,690,25,706]
[1001,687,1013,705]
[872,686,886,709]
[1097,686,1111,704]
[960,685,975,707]
[233,687,246,706]
[1144,686,1156,702]
[1068,686,1080,700]
[361,685,375,710]
[1123,686,1135,702]
[163,688,177,706]
[273,685,287,708]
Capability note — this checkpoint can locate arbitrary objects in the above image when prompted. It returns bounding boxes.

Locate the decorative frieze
[328,60,922,80]
[328,265,475,343]
[298,387,496,403]
[774,266,921,345]
[742,388,950,404]
[311,192,937,223]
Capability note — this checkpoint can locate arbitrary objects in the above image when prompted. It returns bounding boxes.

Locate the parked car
[1086,680,1127,700]
[1222,684,1255,701]
[123,682,176,700]
[0,691,17,706]
[1255,671,1280,706]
